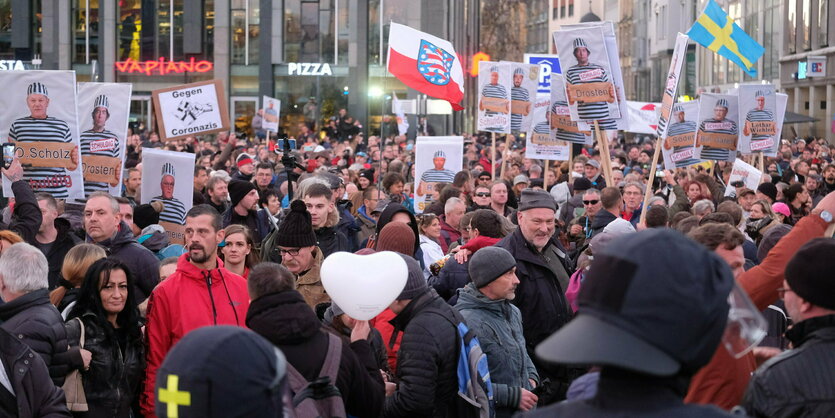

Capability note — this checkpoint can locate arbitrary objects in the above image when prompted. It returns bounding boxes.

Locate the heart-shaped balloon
[320,251,408,320]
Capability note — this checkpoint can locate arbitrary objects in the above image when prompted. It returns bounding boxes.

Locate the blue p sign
[524,54,561,95]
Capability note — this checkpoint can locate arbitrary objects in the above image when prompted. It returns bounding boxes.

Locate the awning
[784,111,819,124]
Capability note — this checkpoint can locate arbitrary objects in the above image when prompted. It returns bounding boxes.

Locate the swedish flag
[687,0,764,77]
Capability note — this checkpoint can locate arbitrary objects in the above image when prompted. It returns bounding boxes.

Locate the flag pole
[639,137,663,225]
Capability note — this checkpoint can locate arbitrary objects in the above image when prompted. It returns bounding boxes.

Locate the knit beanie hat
[236,153,254,168]
[396,253,428,300]
[785,238,835,310]
[134,203,160,230]
[756,182,777,202]
[228,180,257,208]
[376,222,415,256]
[275,200,317,248]
[469,246,516,288]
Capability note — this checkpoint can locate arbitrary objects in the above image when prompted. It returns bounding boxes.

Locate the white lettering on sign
[0,60,25,71]
[705,122,734,131]
[579,68,603,82]
[288,63,334,76]
[90,138,117,153]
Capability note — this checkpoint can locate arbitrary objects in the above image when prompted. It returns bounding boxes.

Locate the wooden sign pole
[639,137,664,225]
[491,132,497,180]
[543,160,550,190]
[593,121,614,187]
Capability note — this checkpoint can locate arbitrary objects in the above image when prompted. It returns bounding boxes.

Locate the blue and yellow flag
[687,0,764,77]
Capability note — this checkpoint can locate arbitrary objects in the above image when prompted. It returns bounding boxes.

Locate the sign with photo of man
[526,97,570,161]
[696,93,739,162]
[738,84,778,156]
[0,70,84,201]
[662,101,703,170]
[476,61,511,133]
[501,61,539,133]
[262,96,281,133]
[549,74,592,145]
[414,136,463,213]
[152,79,230,142]
[141,148,195,243]
[77,82,132,197]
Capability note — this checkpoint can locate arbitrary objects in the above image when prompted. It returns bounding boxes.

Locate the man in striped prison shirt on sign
[743,90,776,154]
[151,162,187,225]
[417,150,457,198]
[666,104,700,168]
[564,38,617,131]
[80,94,121,196]
[697,98,738,162]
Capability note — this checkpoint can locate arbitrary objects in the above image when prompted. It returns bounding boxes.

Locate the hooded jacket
[356,205,377,243]
[315,225,352,259]
[296,247,329,308]
[140,254,250,418]
[246,290,385,418]
[91,221,160,302]
[373,203,424,268]
[0,327,70,417]
[37,217,81,290]
[431,235,502,302]
[136,224,170,253]
[455,283,538,417]
[589,209,618,237]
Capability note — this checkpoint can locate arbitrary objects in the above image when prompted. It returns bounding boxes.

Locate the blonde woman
[49,243,107,319]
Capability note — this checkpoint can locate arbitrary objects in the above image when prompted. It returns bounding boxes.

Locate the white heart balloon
[320,251,408,320]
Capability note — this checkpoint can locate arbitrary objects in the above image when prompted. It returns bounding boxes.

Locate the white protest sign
[501,61,540,133]
[724,159,763,197]
[77,82,132,197]
[477,61,511,133]
[661,101,703,170]
[738,84,778,156]
[141,148,195,243]
[696,93,739,162]
[625,101,661,134]
[414,136,463,213]
[152,79,230,141]
[655,33,689,138]
[526,97,570,161]
[262,96,281,133]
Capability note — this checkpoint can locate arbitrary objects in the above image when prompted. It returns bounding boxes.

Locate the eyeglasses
[583,200,600,205]
[475,192,491,197]
[776,287,794,298]
[277,248,301,257]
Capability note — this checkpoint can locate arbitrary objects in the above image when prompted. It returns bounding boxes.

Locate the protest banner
[501,62,539,134]
[261,96,281,133]
[152,79,230,142]
[661,101,703,170]
[724,158,763,197]
[549,74,592,145]
[141,148,195,244]
[738,84,778,156]
[77,82,131,197]
[526,97,570,161]
[625,101,661,135]
[0,70,85,201]
[477,61,511,133]
[655,34,689,138]
[696,93,739,162]
[414,136,463,213]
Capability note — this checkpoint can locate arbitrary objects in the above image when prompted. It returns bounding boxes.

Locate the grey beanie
[469,247,517,288]
[396,253,428,300]
[518,189,557,212]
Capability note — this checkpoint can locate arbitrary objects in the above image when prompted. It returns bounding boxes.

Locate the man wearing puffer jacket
[456,246,539,417]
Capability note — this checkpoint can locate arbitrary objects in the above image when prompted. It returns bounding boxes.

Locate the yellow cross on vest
[159,375,191,418]
[696,14,755,71]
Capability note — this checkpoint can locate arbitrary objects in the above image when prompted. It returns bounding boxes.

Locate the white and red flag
[387,22,465,111]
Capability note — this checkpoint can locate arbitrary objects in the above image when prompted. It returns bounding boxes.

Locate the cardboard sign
[566,82,614,104]
[526,97,570,161]
[152,79,230,141]
[141,148,195,226]
[745,121,776,136]
[511,100,532,115]
[666,133,696,149]
[551,114,582,133]
[481,97,510,114]
[697,132,738,150]
[738,84,777,156]
[161,221,186,245]
[655,34,689,138]
[661,100,702,170]
[82,155,122,185]
[414,136,463,213]
[15,142,78,169]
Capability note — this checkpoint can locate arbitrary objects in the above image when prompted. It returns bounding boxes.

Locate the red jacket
[371,308,400,374]
[685,215,828,409]
[438,215,461,254]
[140,254,250,417]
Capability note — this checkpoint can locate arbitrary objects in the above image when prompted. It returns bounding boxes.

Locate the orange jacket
[685,215,828,409]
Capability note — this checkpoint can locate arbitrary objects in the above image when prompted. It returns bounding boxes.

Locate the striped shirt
[481,83,508,115]
[420,169,456,183]
[532,121,550,134]
[698,118,737,161]
[8,116,72,198]
[565,63,610,122]
[510,86,531,132]
[745,109,774,141]
[667,120,699,167]
[151,196,187,225]
[80,129,120,196]
[552,100,587,144]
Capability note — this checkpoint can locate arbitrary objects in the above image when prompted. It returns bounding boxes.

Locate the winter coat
[35,218,80,290]
[66,311,145,418]
[419,235,444,279]
[246,290,385,418]
[315,226,352,259]
[90,221,159,303]
[559,194,584,229]
[356,205,377,244]
[296,247,330,308]
[0,289,77,387]
[136,224,170,253]
[337,202,361,252]
[668,184,692,217]
[455,284,538,417]
[2,180,43,246]
[140,254,250,417]
[437,215,461,254]
[430,235,503,303]
[685,215,829,409]
[384,289,459,418]
[0,327,70,417]
[221,207,271,243]
[322,305,390,374]
[589,210,618,237]
[742,314,835,418]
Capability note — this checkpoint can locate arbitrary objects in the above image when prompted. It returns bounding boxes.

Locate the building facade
[0,0,480,138]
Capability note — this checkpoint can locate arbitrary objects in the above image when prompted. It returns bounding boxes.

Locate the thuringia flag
[387,22,465,111]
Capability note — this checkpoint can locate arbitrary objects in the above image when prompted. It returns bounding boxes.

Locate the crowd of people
[0,108,833,417]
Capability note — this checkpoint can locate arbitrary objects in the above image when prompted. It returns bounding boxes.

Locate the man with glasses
[272,200,328,308]
[470,185,492,211]
[568,188,602,246]
[476,170,492,187]
[621,182,644,227]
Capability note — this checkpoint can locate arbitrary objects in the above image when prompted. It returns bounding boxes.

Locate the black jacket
[0,327,70,417]
[742,314,835,418]
[315,226,352,259]
[322,305,390,374]
[590,210,618,237]
[65,311,145,418]
[0,289,78,386]
[36,218,81,290]
[430,255,469,303]
[384,289,459,417]
[0,180,43,246]
[221,207,271,243]
[245,290,384,418]
[90,222,159,303]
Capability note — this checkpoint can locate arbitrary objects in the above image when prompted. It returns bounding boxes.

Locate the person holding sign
[151,163,187,225]
[743,90,775,153]
[80,95,121,195]
[510,67,532,133]
[665,104,699,168]
[564,38,617,131]
[8,82,79,199]
[697,98,738,161]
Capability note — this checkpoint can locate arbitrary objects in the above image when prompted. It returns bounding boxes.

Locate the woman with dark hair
[66,258,145,418]
[783,183,811,225]
[221,224,260,279]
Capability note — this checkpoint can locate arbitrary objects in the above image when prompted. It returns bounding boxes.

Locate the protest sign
[501,62,540,133]
[661,101,703,170]
[549,74,592,145]
[141,148,195,243]
[477,61,511,132]
[738,84,777,156]
[655,33,689,138]
[724,159,763,197]
[523,54,561,95]
[414,136,463,213]
[526,97,570,161]
[77,82,131,197]
[773,93,788,152]
[152,79,230,141]
[262,96,281,133]
[0,70,85,201]
[625,101,661,135]
[696,93,739,162]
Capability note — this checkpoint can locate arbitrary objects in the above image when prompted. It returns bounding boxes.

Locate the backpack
[424,306,495,418]
[286,333,347,418]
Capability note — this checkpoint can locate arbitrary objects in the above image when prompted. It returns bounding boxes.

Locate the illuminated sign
[114,57,213,76]
[287,63,333,76]
[0,60,26,71]
[470,52,491,77]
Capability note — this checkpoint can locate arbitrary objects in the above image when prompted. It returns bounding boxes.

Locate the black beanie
[275,200,317,248]
[228,180,257,208]
[134,204,160,230]
[785,238,835,310]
